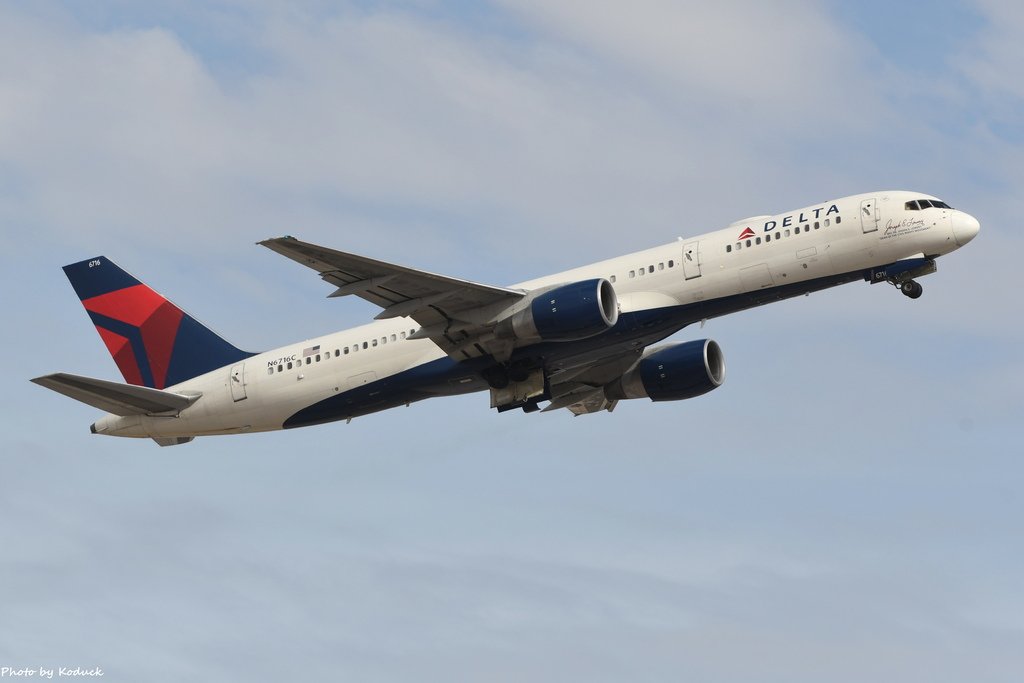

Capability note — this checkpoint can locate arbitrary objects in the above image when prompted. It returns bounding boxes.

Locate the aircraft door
[229,363,247,402]
[682,241,701,280]
[860,198,879,233]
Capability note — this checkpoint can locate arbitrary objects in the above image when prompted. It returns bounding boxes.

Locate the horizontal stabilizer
[31,372,200,416]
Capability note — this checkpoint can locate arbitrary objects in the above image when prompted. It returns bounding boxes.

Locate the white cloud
[498,0,879,125]
[0,1,907,275]
[956,0,1024,101]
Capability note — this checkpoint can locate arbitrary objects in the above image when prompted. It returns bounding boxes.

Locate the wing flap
[541,385,616,414]
[31,373,200,416]
[543,349,641,416]
[567,394,618,416]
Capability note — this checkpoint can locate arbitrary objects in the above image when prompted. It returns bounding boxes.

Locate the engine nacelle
[606,339,725,402]
[496,278,618,343]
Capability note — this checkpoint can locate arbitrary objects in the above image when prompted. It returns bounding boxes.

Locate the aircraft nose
[952,211,980,247]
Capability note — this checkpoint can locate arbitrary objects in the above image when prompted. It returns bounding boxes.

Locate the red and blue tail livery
[62,257,252,389]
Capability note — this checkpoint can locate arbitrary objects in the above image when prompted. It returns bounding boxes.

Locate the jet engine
[495,278,618,343]
[606,339,725,402]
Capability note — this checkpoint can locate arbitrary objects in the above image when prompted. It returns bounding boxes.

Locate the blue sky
[2,1,1022,681]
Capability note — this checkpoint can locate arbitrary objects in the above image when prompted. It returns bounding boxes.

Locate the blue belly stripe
[284,265,872,428]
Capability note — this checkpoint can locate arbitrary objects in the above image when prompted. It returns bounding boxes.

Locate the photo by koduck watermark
[1,667,103,678]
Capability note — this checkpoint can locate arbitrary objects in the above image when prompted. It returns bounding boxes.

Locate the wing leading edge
[259,236,526,360]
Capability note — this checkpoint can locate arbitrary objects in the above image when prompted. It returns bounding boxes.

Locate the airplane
[32,191,979,446]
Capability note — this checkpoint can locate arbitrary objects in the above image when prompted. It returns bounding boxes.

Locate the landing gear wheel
[481,365,510,389]
[900,280,923,299]
[509,367,531,383]
[522,399,542,413]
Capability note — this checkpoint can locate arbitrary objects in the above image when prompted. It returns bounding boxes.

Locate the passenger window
[746,239,751,247]
[372,339,378,347]
[795,226,801,234]
[610,275,616,283]
[344,347,349,355]
[824,219,830,226]
[648,265,654,273]
[306,357,311,365]
[629,270,635,278]
[785,229,791,237]
[362,342,368,349]
[835,215,841,224]
[277,365,283,373]
[668,260,674,267]
[391,334,397,342]
[755,237,761,245]
[726,244,732,253]
[267,367,274,375]
[814,221,819,229]
[287,362,293,370]
[658,263,664,270]
[315,354,321,362]
[766,234,772,242]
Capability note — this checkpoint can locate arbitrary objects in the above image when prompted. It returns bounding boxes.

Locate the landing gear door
[229,363,247,402]
[682,241,701,280]
[860,198,879,233]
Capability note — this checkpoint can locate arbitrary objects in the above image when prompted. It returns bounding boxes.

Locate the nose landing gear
[869,258,935,300]
[899,279,923,299]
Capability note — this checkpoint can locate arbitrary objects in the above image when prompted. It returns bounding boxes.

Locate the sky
[1,1,1022,681]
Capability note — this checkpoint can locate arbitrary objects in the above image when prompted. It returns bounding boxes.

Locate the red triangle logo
[737,227,755,240]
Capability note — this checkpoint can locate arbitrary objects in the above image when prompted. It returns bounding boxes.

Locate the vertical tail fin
[63,257,253,389]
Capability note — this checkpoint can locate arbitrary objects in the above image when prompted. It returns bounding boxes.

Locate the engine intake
[606,339,725,402]
[497,278,618,343]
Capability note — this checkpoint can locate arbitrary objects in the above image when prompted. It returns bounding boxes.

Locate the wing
[260,236,648,417]
[543,348,642,415]
[259,236,525,359]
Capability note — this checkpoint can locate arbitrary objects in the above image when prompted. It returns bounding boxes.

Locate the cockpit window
[906,199,953,211]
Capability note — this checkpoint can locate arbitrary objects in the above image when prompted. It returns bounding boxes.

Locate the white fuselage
[92,191,979,439]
